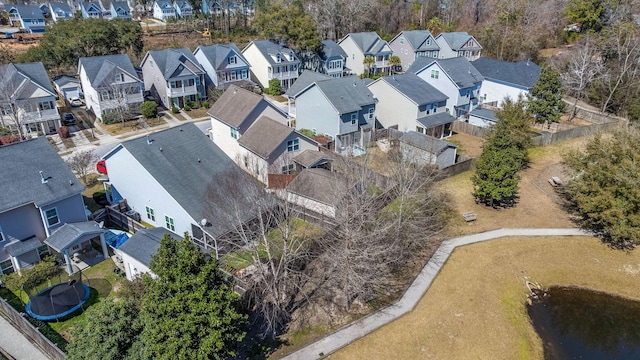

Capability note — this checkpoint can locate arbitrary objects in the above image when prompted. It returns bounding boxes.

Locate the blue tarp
[105,231,130,249]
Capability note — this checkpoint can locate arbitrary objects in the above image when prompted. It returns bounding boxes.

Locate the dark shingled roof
[417,112,455,128]
[207,84,264,128]
[5,236,41,257]
[293,150,333,168]
[377,73,448,105]
[144,48,203,80]
[319,40,348,61]
[285,70,331,97]
[118,228,182,268]
[78,54,140,88]
[0,137,84,213]
[110,123,265,238]
[9,5,45,20]
[437,32,482,51]
[244,40,299,66]
[0,62,56,100]
[44,221,104,252]
[471,57,541,89]
[399,131,457,155]
[340,32,392,55]
[288,75,375,114]
[469,107,498,122]
[194,43,248,71]
[238,116,294,159]
[408,57,483,88]
[393,30,439,51]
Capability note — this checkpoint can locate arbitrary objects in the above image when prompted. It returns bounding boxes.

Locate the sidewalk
[0,315,50,360]
[282,228,591,360]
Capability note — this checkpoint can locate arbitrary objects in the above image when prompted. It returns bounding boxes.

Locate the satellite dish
[200,218,208,226]
[98,221,104,229]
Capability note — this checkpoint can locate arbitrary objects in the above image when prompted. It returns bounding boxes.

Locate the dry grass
[186,107,209,119]
[143,116,168,127]
[331,235,640,360]
[172,111,188,121]
[101,120,145,136]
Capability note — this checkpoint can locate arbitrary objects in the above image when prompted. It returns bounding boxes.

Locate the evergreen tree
[141,234,246,359]
[528,66,565,123]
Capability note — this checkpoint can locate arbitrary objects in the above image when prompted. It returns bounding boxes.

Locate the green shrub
[171,106,179,114]
[202,101,210,108]
[183,104,191,111]
[188,101,197,109]
[101,112,118,124]
[140,101,158,119]
[299,129,315,138]
[265,78,282,95]
[1,257,61,292]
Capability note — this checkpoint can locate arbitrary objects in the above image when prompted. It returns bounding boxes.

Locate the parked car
[69,98,83,107]
[63,113,76,125]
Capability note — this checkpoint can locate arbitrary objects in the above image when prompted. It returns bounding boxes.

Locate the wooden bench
[463,212,477,222]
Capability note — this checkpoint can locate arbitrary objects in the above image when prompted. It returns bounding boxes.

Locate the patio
[44,221,109,275]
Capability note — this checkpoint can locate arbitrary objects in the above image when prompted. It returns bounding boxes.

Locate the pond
[527,286,640,359]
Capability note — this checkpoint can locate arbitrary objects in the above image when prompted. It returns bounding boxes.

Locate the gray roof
[194,43,248,71]
[207,84,263,128]
[438,32,482,51]
[144,48,203,80]
[377,73,447,105]
[0,62,56,100]
[293,150,333,168]
[288,74,374,114]
[286,168,346,206]
[0,138,84,213]
[107,123,265,238]
[417,112,455,128]
[340,32,391,55]
[49,2,73,14]
[238,116,294,159]
[78,54,140,88]
[245,40,299,66]
[111,1,130,11]
[118,228,182,268]
[399,131,457,155]
[8,5,45,20]
[155,0,173,9]
[53,75,80,89]
[394,30,439,51]
[471,57,540,89]
[44,221,104,252]
[409,57,483,88]
[285,70,331,97]
[469,107,498,122]
[319,40,347,61]
[80,2,101,12]
[5,236,41,257]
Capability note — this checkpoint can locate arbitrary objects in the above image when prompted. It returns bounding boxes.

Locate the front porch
[44,221,109,275]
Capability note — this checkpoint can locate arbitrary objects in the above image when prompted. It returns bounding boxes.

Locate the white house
[78,54,144,122]
[108,1,132,19]
[318,40,347,78]
[7,5,46,33]
[388,30,439,70]
[338,32,393,76]
[173,0,192,17]
[153,0,176,20]
[193,43,253,89]
[471,57,541,107]
[242,40,300,91]
[435,32,482,61]
[49,2,74,22]
[80,1,102,18]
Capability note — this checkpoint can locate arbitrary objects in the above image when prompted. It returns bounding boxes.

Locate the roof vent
[233,88,237,94]
[39,171,49,184]
[353,81,357,87]
[159,147,163,152]
[146,135,152,144]
[198,158,201,163]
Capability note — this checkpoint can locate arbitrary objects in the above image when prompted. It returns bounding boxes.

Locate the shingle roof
[378,73,448,105]
[438,32,482,50]
[52,75,80,89]
[341,32,391,55]
[195,43,247,70]
[144,48,203,80]
[0,137,84,213]
[245,40,299,66]
[288,74,374,114]
[284,70,331,97]
[111,1,130,12]
[9,5,45,20]
[5,236,41,257]
[399,131,457,155]
[319,40,347,61]
[409,57,483,88]
[111,123,265,238]
[286,168,347,206]
[238,116,294,159]
[155,0,173,9]
[44,221,104,252]
[49,2,73,14]
[471,57,540,89]
[396,30,439,51]
[417,112,455,128]
[293,150,333,168]
[78,54,140,87]
[80,2,101,12]
[0,62,56,100]
[469,107,498,122]
[118,228,182,268]
[207,84,263,128]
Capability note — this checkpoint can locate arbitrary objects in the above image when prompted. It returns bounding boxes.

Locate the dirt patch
[331,236,640,360]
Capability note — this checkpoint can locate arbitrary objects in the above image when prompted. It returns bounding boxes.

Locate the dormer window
[426,39,431,45]
[276,53,281,62]
[115,73,125,83]
[228,56,237,65]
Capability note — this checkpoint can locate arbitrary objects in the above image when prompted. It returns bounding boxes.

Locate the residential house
[49,2,75,22]
[78,54,144,122]
[367,73,454,138]
[292,149,333,173]
[108,1,132,19]
[153,0,176,20]
[80,1,102,18]
[7,5,46,33]
[53,75,83,105]
[471,57,541,107]
[468,107,498,128]
[0,62,61,136]
[435,31,482,61]
[397,131,457,169]
[173,0,192,18]
[140,47,206,109]
[285,71,376,156]
[338,32,393,76]
[193,43,253,89]
[101,123,267,258]
[208,84,288,161]
[201,0,222,15]
[389,30,439,69]
[117,227,181,280]
[236,116,317,185]
[0,138,87,276]
[319,40,347,78]
[408,56,484,119]
[242,40,300,91]
[39,3,51,18]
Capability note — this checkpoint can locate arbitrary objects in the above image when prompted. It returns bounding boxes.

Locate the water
[527,286,640,359]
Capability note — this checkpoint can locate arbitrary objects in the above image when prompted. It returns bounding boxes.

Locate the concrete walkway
[282,228,591,360]
[0,315,50,360]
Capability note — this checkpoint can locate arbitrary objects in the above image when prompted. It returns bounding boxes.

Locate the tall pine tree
[528,66,565,123]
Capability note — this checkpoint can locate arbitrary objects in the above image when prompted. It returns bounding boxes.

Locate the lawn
[331,235,640,359]
[185,106,209,119]
[100,119,145,136]
[82,173,105,213]
[142,116,168,128]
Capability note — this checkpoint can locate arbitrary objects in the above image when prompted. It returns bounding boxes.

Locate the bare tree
[101,83,139,125]
[0,64,26,140]
[66,150,99,185]
[562,36,603,120]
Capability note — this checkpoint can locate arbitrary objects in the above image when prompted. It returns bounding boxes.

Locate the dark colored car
[62,113,76,125]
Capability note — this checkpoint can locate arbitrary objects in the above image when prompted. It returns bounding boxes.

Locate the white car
[69,98,83,107]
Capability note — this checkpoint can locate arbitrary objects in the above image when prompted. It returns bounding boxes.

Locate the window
[416,126,425,134]
[37,244,50,258]
[255,164,260,175]
[286,138,299,152]
[146,206,155,221]
[150,60,154,67]
[431,70,439,79]
[39,101,53,110]
[433,103,438,112]
[115,73,125,83]
[399,37,404,44]
[164,215,175,231]
[228,56,237,64]
[243,156,248,167]
[241,69,248,79]
[433,51,438,58]
[0,226,4,243]
[45,208,59,227]
[0,259,14,275]
[282,164,295,174]
[230,127,238,139]
[195,77,201,85]
[426,39,431,45]
[351,113,357,125]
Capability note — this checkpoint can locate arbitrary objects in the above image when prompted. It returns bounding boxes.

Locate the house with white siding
[435,32,482,61]
[471,57,541,108]
[242,40,300,91]
[193,43,253,89]
[338,32,393,76]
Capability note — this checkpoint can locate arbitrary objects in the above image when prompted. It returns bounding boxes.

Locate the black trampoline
[26,276,90,321]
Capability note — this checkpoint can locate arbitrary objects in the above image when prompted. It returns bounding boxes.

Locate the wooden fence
[91,200,147,234]
[0,299,65,360]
